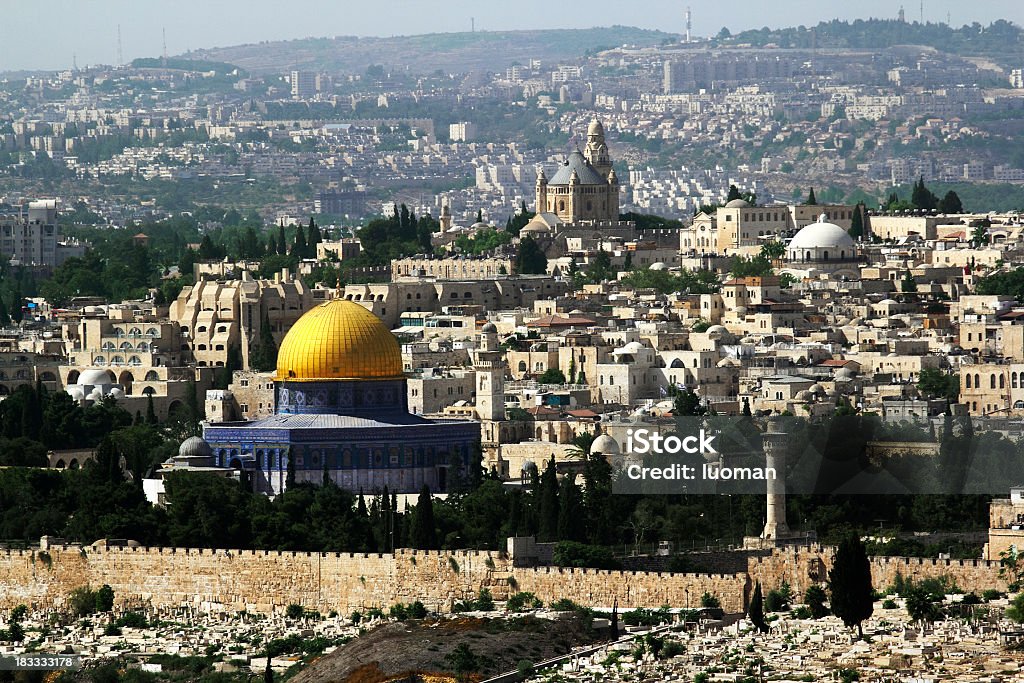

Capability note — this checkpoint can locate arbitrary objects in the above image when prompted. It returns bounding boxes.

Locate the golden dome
[275,299,403,381]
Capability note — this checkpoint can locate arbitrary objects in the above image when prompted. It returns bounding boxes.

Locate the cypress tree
[557,473,583,542]
[267,233,277,256]
[0,297,9,327]
[849,203,864,239]
[829,533,874,639]
[145,394,158,425]
[291,223,307,258]
[307,217,322,248]
[277,224,287,255]
[537,455,560,542]
[749,582,768,632]
[806,187,817,205]
[411,484,437,549]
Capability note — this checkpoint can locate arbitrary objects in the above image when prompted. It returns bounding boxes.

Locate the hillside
[181,26,676,75]
[721,18,1024,64]
[289,614,602,683]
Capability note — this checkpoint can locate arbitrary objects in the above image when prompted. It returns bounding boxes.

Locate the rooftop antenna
[72,53,77,72]
[117,24,123,67]
[920,0,924,24]
[685,6,692,43]
[162,27,168,67]
[471,17,475,33]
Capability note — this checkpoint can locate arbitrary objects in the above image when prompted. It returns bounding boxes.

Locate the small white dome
[725,198,751,208]
[809,383,825,394]
[87,387,105,401]
[705,325,729,336]
[836,367,856,379]
[481,322,498,333]
[618,341,645,354]
[796,390,814,401]
[78,368,112,386]
[591,434,620,455]
[788,220,855,251]
[107,387,125,399]
[649,262,668,271]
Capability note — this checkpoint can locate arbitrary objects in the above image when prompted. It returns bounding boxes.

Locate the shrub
[516,660,535,677]
[700,593,721,609]
[804,585,829,618]
[115,611,148,629]
[764,589,789,613]
[389,603,408,621]
[69,587,97,617]
[350,611,362,624]
[791,606,812,619]
[103,623,122,637]
[407,601,428,619]
[662,641,685,658]
[448,557,460,573]
[882,599,898,610]
[507,592,543,612]
[983,589,1004,602]
[475,588,495,612]
[95,585,115,612]
[552,541,622,570]
[549,598,580,612]
[961,592,982,605]
[285,604,304,619]
[367,607,384,620]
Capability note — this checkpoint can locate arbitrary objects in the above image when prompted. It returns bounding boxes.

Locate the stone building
[535,119,618,223]
[201,298,480,495]
[169,269,313,370]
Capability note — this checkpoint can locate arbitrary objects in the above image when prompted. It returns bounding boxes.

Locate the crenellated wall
[747,544,1007,598]
[0,543,1004,616]
[0,545,749,614]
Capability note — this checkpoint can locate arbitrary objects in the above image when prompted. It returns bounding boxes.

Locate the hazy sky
[2,0,1022,72]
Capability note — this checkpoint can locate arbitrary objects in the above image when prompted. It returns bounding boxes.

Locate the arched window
[966,374,972,389]
[991,374,997,390]
[146,327,158,336]
[120,341,133,350]
[975,373,980,388]
[1000,374,1006,389]
[145,370,159,381]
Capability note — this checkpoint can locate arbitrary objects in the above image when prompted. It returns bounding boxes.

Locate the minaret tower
[761,417,791,541]
[473,322,506,425]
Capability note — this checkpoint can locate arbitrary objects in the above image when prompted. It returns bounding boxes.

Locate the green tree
[829,533,874,639]
[917,368,959,402]
[1006,592,1024,623]
[805,584,829,618]
[538,368,566,384]
[250,310,279,372]
[901,270,918,293]
[938,190,963,214]
[911,176,938,210]
[515,235,547,274]
[537,455,560,542]
[410,484,437,549]
[444,643,481,682]
[849,203,865,239]
[749,582,768,632]
[806,187,817,205]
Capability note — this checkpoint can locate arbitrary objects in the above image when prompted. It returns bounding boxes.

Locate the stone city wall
[748,544,1007,599]
[0,545,749,614]
[0,543,1003,616]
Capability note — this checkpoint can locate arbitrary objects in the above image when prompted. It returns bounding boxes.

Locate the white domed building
[783,214,861,279]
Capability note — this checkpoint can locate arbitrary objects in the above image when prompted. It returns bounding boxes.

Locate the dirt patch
[289,614,601,683]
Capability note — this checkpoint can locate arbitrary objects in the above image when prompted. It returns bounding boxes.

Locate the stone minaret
[761,417,791,541]
[473,323,506,424]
